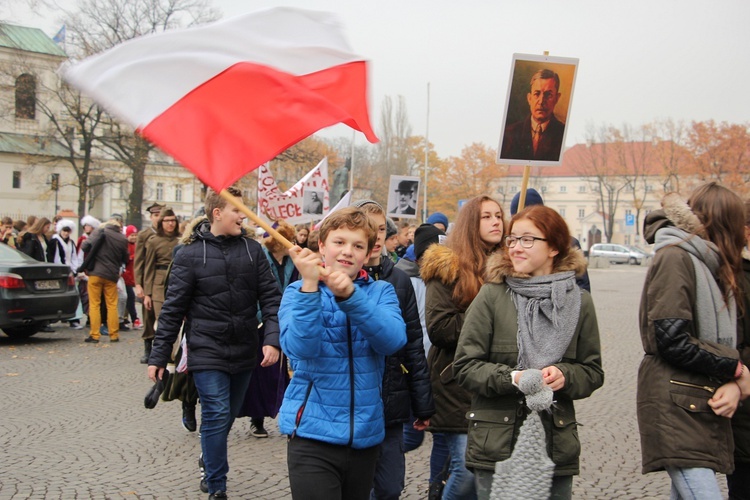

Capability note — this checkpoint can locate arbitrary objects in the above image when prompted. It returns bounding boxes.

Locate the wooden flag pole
[219,189,294,249]
[518,165,531,212]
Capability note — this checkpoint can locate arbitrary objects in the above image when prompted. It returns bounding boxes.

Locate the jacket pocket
[466,409,517,463]
[550,404,580,466]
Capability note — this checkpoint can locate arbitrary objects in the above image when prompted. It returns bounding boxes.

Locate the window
[497,186,504,194]
[578,209,585,219]
[511,185,518,193]
[156,182,164,201]
[578,185,586,193]
[175,184,182,202]
[645,184,653,193]
[624,185,634,193]
[12,171,21,189]
[559,185,567,193]
[625,209,632,217]
[540,185,547,193]
[15,74,36,119]
[559,208,566,217]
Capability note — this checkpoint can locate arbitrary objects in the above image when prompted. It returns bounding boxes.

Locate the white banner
[257,157,330,224]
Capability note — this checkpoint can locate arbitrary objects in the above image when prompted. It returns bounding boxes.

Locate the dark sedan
[0,243,79,338]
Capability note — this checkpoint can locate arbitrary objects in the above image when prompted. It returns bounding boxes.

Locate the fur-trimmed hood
[180,216,210,244]
[419,244,459,285]
[644,192,705,244]
[485,247,588,284]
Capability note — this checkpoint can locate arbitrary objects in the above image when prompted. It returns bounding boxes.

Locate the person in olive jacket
[147,188,282,499]
[454,205,603,499]
[637,185,750,499]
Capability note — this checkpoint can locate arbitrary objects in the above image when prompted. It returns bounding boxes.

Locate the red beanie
[125,225,138,237]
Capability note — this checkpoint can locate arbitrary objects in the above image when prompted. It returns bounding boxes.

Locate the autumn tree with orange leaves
[684,120,750,197]
[427,143,504,220]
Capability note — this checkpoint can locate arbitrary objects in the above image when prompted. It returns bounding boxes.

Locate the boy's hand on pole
[322,271,354,300]
[289,246,321,292]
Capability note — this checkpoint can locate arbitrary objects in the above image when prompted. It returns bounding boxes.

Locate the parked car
[588,243,651,265]
[0,243,79,338]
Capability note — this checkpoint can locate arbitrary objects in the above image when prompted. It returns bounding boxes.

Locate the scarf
[654,227,736,347]
[506,271,581,369]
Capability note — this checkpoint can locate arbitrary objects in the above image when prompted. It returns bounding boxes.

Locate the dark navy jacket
[148,225,281,374]
[365,256,435,425]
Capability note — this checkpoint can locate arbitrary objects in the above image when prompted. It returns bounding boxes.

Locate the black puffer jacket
[364,256,435,425]
[149,223,282,374]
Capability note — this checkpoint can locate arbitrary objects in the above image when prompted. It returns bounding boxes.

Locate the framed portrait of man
[302,189,324,215]
[497,53,579,166]
[387,175,420,219]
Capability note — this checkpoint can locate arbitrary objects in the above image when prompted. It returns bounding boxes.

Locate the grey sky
[8,0,750,157]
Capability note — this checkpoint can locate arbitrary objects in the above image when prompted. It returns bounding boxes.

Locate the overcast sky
[7,0,750,158]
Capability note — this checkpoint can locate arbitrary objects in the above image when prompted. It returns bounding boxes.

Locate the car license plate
[35,280,60,290]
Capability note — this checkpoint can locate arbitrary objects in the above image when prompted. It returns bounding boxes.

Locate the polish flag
[62,7,378,192]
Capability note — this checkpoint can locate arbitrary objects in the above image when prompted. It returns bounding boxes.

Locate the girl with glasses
[454,205,603,499]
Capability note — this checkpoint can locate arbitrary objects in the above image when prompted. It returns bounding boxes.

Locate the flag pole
[219,189,294,249]
[423,82,430,222]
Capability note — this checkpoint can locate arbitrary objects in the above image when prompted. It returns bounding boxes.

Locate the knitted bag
[490,370,555,500]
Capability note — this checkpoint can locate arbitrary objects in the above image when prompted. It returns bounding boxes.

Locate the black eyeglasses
[505,235,548,248]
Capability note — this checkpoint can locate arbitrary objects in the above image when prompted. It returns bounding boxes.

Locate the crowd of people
[5,179,750,500]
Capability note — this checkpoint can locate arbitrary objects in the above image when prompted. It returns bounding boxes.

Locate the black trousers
[728,461,750,500]
[287,436,379,500]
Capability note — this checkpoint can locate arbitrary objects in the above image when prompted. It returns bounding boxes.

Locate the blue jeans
[371,425,405,499]
[193,369,252,494]
[404,425,450,485]
[666,466,722,500]
[443,433,476,500]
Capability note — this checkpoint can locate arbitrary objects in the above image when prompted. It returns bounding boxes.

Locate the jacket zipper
[347,318,355,447]
[292,380,314,439]
[669,379,716,394]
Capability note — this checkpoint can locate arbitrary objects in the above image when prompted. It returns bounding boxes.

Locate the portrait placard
[386,175,420,219]
[497,53,579,166]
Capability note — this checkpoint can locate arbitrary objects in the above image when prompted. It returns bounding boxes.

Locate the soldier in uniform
[135,202,164,363]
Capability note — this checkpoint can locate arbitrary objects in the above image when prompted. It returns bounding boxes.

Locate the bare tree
[572,124,630,243]
[62,0,221,226]
[611,123,654,236]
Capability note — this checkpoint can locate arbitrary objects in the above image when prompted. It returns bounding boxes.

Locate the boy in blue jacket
[279,206,407,500]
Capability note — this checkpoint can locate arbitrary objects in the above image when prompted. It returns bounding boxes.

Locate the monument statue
[331,157,351,205]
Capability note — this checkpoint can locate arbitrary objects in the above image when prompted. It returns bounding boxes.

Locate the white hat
[56,219,76,233]
[80,215,101,229]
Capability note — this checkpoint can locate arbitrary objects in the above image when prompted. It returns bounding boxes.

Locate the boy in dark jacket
[279,207,407,500]
[147,187,282,499]
[354,200,435,499]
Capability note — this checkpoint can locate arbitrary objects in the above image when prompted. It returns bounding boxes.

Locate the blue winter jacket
[278,271,407,449]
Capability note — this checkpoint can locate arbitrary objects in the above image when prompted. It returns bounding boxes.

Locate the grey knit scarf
[506,271,581,370]
[653,227,736,347]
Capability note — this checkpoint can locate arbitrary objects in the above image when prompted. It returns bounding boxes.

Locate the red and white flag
[62,7,378,192]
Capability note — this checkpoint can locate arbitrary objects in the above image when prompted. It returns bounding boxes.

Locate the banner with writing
[257,157,329,224]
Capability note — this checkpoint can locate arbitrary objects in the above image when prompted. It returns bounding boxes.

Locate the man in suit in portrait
[390,180,417,216]
[500,68,565,162]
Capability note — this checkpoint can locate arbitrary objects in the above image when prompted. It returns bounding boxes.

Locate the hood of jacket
[395,256,420,278]
[644,192,705,244]
[420,244,459,286]
[484,247,588,284]
[180,216,210,244]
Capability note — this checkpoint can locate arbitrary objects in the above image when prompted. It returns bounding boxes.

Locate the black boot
[140,339,153,364]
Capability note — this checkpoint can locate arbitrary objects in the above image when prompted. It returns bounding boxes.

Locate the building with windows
[495,142,675,251]
[0,22,203,234]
